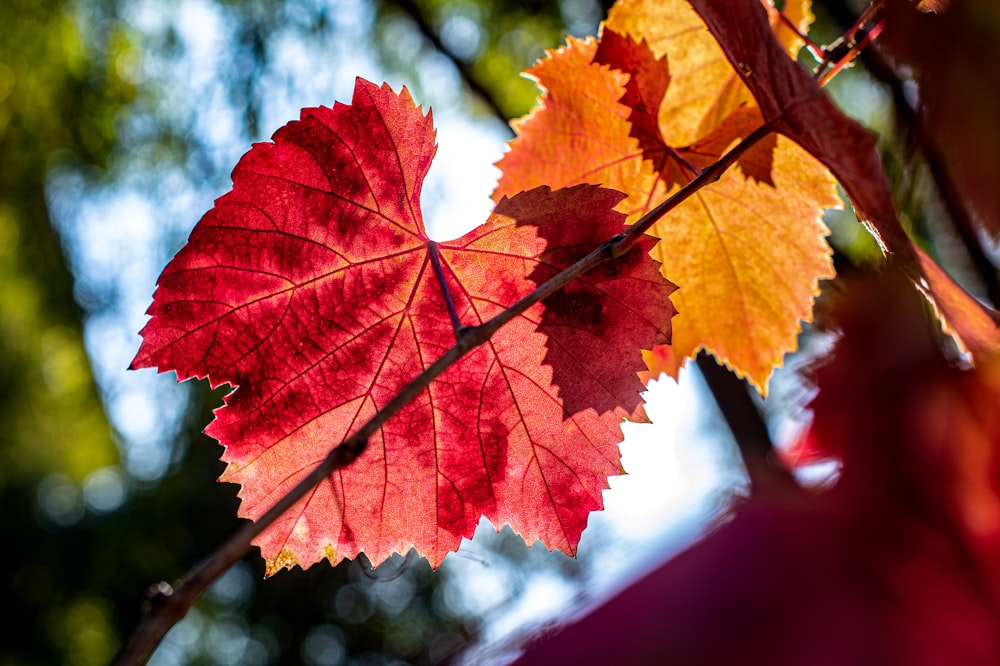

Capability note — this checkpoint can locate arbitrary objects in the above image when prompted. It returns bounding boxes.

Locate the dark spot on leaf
[545,287,605,330]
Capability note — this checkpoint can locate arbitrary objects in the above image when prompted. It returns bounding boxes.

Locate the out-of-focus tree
[1,0,131,661]
[1,0,597,663]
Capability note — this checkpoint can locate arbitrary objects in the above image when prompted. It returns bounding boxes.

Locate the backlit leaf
[687,0,1000,361]
[495,0,838,392]
[131,79,675,572]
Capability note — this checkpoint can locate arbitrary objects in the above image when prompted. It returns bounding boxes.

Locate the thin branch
[695,353,800,497]
[817,14,885,85]
[814,0,884,81]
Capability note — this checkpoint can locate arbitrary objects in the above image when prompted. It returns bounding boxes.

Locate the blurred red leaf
[514,268,1000,665]
[881,0,1000,235]
[131,78,676,572]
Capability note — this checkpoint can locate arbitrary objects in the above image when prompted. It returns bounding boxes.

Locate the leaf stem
[665,145,702,179]
[427,241,464,340]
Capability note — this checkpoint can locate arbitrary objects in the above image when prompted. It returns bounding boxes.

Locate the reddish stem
[767,0,825,61]
[818,16,886,85]
[427,241,464,340]
[815,0,884,81]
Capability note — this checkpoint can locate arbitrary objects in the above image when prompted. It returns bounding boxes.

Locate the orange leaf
[644,111,836,388]
[604,0,736,148]
[493,37,661,222]
[495,0,838,392]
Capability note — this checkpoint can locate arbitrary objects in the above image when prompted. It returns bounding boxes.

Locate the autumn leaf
[686,0,1000,361]
[493,37,659,222]
[592,29,779,189]
[603,0,811,148]
[601,0,738,149]
[495,0,838,392]
[131,78,675,573]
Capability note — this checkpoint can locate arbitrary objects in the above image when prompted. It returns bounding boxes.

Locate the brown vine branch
[815,0,884,82]
[114,108,781,666]
[695,353,801,497]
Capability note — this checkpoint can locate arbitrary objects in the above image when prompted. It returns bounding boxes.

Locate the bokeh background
[2,0,995,663]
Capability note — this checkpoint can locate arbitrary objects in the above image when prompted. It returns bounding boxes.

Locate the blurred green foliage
[1,1,127,662]
[0,0,123,488]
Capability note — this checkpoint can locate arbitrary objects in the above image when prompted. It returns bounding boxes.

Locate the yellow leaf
[496,0,838,392]
[606,0,734,147]
[648,127,836,389]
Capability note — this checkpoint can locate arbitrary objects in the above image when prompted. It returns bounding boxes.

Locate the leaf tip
[263,547,299,578]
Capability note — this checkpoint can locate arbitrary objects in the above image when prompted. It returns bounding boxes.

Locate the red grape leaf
[687,0,1000,361]
[131,78,675,572]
